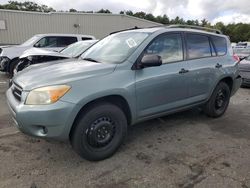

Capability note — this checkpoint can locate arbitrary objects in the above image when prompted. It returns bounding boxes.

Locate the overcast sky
[0,0,250,24]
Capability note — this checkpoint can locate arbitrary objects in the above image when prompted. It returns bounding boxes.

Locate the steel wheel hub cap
[215,89,226,109]
[86,117,115,148]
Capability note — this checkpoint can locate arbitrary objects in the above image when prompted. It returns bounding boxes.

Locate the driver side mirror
[139,54,162,68]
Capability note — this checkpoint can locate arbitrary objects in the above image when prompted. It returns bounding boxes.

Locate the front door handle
[215,63,222,68]
[179,68,189,74]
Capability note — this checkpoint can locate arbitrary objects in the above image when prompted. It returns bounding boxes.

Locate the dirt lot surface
[0,73,12,129]
[0,72,250,188]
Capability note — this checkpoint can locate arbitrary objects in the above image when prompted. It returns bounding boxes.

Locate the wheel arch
[69,95,132,140]
[7,57,19,73]
[219,76,233,92]
[207,76,234,102]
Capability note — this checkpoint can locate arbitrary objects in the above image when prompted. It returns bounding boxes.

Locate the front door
[135,33,191,118]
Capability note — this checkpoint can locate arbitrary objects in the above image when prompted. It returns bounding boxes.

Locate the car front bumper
[6,88,79,141]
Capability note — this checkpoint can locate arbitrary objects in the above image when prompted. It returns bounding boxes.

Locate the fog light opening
[39,126,48,135]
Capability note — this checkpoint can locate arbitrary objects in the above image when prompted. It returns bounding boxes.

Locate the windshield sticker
[126,38,137,48]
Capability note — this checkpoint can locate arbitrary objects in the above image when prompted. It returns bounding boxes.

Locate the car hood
[0,45,29,58]
[19,48,70,59]
[13,60,117,90]
[0,45,16,48]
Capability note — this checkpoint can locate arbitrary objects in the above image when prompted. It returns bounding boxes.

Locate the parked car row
[0,33,96,75]
[6,25,242,161]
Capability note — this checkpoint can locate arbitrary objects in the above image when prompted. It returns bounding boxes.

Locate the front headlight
[25,85,71,105]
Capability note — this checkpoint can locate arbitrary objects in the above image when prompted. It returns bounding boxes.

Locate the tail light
[233,54,240,63]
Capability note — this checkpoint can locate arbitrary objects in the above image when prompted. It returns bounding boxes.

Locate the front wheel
[204,82,231,118]
[71,103,127,161]
[8,59,19,78]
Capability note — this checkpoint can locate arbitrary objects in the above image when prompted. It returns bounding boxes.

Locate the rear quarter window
[211,36,227,56]
[57,37,77,47]
[186,34,211,59]
[82,37,93,40]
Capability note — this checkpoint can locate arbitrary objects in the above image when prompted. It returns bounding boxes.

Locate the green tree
[201,18,209,27]
[145,13,155,22]
[96,9,111,14]
[125,10,134,16]
[133,11,146,19]
[69,8,77,12]
[0,1,55,12]
[186,20,195,25]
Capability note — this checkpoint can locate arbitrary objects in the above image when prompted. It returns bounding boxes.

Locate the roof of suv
[34,33,95,38]
[116,25,225,37]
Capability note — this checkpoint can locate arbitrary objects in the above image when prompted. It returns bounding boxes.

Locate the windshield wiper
[82,57,99,63]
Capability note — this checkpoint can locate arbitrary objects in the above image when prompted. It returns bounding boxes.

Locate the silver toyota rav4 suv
[7,25,242,161]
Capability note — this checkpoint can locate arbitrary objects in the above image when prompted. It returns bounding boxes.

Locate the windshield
[20,36,40,46]
[60,40,97,57]
[81,32,149,64]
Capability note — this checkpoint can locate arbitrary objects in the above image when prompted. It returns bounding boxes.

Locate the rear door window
[57,37,77,47]
[211,36,227,56]
[186,34,211,59]
[34,36,77,48]
[82,37,93,40]
[34,37,57,48]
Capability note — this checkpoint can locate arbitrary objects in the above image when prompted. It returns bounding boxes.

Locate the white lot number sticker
[126,38,137,48]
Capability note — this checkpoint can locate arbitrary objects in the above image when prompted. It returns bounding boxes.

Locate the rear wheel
[204,82,231,118]
[71,103,127,161]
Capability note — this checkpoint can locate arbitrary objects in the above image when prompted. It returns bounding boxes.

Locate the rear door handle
[179,68,189,74]
[215,63,222,68]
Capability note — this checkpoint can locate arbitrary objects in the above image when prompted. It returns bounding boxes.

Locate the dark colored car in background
[239,56,250,86]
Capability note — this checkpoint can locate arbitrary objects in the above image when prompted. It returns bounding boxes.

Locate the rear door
[185,33,227,102]
[135,32,191,118]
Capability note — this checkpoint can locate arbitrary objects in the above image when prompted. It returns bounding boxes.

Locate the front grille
[11,83,23,102]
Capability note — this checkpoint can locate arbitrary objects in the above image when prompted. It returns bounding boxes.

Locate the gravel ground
[0,73,12,129]
[0,72,250,188]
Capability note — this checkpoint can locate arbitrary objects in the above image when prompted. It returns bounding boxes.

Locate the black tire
[71,103,127,161]
[204,82,231,118]
[8,59,19,78]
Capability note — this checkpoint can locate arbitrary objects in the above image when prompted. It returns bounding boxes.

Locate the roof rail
[166,24,222,34]
[110,26,140,35]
